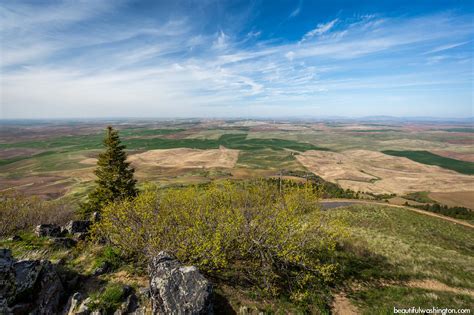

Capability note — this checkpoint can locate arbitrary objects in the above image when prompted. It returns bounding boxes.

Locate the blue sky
[0,0,472,118]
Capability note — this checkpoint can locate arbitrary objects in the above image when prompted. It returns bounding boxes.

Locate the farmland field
[1,119,473,314]
[1,119,473,209]
[383,150,474,175]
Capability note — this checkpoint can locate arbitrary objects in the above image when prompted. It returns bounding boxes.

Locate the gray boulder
[91,212,101,223]
[92,261,112,276]
[113,293,139,315]
[8,235,22,242]
[149,252,213,315]
[0,248,65,314]
[64,292,83,315]
[35,224,63,237]
[64,220,92,234]
[0,249,16,309]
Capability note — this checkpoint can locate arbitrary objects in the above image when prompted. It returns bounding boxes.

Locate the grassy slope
[2,204,473,313]
[324,204,474,313]
[382,150,474,175]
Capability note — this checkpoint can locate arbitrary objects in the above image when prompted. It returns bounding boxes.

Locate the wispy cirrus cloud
[300,19,339,43]
[289,0,303,19]
[0,0,473,118]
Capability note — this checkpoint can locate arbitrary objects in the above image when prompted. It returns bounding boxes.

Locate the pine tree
[81,126,138,216]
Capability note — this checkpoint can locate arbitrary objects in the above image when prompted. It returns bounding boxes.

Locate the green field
[0,131,325,152]
[441,128,474,133]
[382,150,474,175]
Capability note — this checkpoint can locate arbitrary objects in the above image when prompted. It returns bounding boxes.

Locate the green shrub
[94,180,346,302]
[93,246,123,271]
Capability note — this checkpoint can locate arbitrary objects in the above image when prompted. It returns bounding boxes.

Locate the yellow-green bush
[94,180,346,301]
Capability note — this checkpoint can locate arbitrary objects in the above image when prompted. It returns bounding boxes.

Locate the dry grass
[297,149,474,195]
[431,150,474,162]
[429,191,474,209]
[82,147,240,170]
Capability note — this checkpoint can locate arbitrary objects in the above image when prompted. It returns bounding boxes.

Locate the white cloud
[300,19,338,42]
[213,30,229,50]
[0,2,472,118]
[289,6,301,19]
[425,41,470,54]
[285,51,295,61]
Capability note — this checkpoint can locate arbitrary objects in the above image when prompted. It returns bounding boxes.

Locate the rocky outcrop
[62,220,92,241]
[0,249,16,306]
[0,248,66,314]
[35,224,63,237]
[149,252,213,315]
[63,220,92,235]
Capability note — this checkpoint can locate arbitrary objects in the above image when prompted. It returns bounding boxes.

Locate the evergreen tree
[81,126,138,216]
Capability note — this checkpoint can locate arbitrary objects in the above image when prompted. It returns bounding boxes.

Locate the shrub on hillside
[0,191,75,237]
[94,180,346,302]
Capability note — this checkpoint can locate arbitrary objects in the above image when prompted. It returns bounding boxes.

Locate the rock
[34,260,65,312]
[74,232,88,241]
[0,249,16,308]
[138,287,150,299]
[0,248,66,314]
[52,237,78,248]
[64,292,83,315]
[149,251,213,315]
[91,212,101,223]
[64,220,92,234]
[35,224,63,237]
[14,260,42,296]
[8,235,22,241]
[76,297,92,315]
[239,306,250,315]
[113,293,139,315]
[92,261,111,276]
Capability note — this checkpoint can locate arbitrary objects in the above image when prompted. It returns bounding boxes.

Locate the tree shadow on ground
[331,242,410,288]
[213,291,237,315]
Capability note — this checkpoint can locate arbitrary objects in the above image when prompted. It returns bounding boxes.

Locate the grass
[0,151,56,167]
[403,191,434,203]
[350,286,474,314]
[88,282,127,313]
[382,150,474,175]
[441,128,474,133]
[0,131,327,153]
[119,128,185,137]
[324,204,474,312]
[2,201,473,313]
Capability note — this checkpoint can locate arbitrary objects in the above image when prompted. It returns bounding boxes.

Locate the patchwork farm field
[1,118,473,314]
[1,119,473,209]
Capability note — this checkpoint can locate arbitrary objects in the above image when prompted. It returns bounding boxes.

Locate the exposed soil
[0,148,43,159]
[332,293,359,315]
[0,175,73,199]
[127,147,240,169]
[431,150,474,163]
[429,191,474,209]
[297,149,474,195]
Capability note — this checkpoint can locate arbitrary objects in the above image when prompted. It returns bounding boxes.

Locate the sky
[0,0,473,119]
